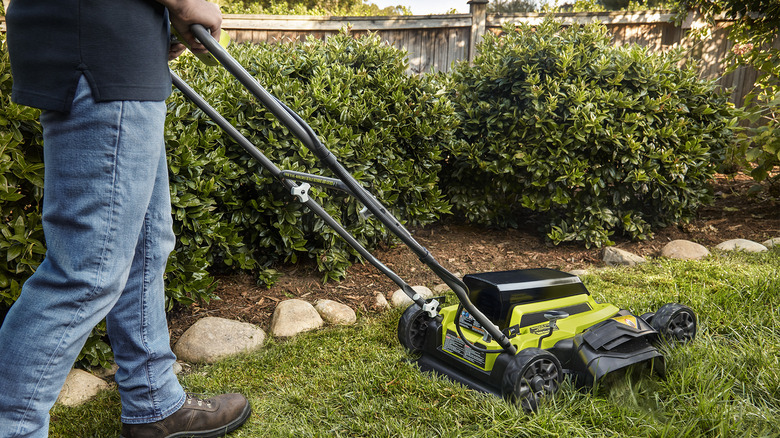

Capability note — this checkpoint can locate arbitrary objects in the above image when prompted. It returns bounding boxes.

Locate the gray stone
[603,247,646,266]
[715,239,768,253]
[270,299,324,338]
[174,317,266,364]
[391,285,433,308]
[315,299,357,325]
[433,283,451,294]
[762,237,780,248]
[374,293,390,311]
[661,240,710,260]
[56,369,110,407]
[567,269,589,277]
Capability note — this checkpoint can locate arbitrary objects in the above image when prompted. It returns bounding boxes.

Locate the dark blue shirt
[6,0,172,112]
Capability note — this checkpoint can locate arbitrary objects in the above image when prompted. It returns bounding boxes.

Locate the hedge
[443,20,740,247]
[0,37,45,309]
[164,30,455,303]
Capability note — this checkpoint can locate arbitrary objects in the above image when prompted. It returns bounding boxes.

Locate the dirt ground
[167,173,780,343]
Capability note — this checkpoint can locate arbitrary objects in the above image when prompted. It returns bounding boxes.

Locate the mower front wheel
[397,304,431,354]
[502,348,562,412]
[651,303,697,344]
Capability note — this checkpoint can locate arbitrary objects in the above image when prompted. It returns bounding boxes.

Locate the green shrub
[444,19,739,247]
[166,29,454,286]
[676,0,780,194]
[0,36,112,367]
[0,36,45,308]
[743,87,780,191]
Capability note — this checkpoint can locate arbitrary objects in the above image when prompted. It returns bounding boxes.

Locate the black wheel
[651,303,696,344]
[397,304,430,354]
[501,348,562,412]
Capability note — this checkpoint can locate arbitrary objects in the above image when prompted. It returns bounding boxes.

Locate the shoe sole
[121,402,252,438]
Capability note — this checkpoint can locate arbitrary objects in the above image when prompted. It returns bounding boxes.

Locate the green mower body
[398,268,696,411]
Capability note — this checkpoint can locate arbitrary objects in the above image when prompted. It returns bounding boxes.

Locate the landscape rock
[270,299,324,338]
[715,239,768,253]
[57,369,110,407]
[391,285,433,308]
[174,317,266,364]
[433,283,451,294]
[567,269,589,277]
[762,237,780,248]
[374,293,390,311]
[603,247,646,266]
[315,299,357,325]
[661,240,710,260]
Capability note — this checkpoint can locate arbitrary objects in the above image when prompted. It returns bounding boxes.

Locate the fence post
[468,0,489,64]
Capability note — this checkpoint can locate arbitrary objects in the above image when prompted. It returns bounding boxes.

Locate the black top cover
[463,268,589,329]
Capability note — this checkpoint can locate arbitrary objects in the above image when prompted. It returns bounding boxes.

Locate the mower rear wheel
[398,304,430,354]
[502,348,562,412]
[651,303,696,344]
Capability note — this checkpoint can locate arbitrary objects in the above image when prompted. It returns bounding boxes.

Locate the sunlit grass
[51,248,780,437]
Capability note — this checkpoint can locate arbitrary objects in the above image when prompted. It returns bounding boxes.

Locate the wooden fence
[0,4,754,105]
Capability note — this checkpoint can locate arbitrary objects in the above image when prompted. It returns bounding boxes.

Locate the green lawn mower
[398,268,696,410]
[178,25,697,412]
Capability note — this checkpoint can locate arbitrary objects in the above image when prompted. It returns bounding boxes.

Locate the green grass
[50,249,780,437]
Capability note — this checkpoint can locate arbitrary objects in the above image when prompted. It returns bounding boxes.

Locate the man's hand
[158,0,222,55]
[169,41,187,61]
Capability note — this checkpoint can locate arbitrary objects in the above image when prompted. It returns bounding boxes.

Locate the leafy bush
[166,29,454,287]
[0,36,112,367]
[675,0,780,194]
[0,36,45,308]
[743,88,780,190]
[444,20,739,247]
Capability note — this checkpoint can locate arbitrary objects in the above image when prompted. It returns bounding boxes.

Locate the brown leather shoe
[120,393,251,438]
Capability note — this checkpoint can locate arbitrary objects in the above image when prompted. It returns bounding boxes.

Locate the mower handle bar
[181,24,516,355]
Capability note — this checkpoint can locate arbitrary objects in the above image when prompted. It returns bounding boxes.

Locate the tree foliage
[598,0,677,10]
[675,0,780,192]
[237,0,360,12]
[221,0,411,15]
[488,0,538,13]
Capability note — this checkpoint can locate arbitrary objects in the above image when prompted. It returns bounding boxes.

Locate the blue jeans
[0,76,186,437]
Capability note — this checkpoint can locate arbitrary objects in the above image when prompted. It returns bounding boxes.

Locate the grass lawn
[51,249,780,437]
